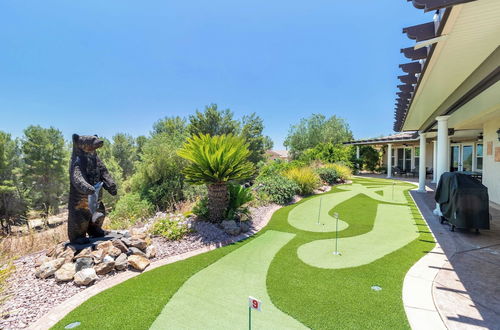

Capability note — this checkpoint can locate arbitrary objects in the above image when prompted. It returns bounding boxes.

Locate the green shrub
[255,175,300,205]
[315,167,339,185]
[226,184,253,220]
[192,197,209,220]
[108,193,154,229]
[151,214,193,241]
[283,167,320,195]
[325,163,352,182]
[182,184,208,202]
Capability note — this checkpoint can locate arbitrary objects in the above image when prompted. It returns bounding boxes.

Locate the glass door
[450,145,460,172]
[404,148,412,171]
[461,145,473,172]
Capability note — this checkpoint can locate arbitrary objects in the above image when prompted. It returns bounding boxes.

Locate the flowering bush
[151,213,193,240]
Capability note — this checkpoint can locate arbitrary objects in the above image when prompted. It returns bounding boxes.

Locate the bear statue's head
[72,134,104,153]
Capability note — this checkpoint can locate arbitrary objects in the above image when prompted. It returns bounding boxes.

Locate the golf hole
[64,322,81,329]
[371,285,382,292]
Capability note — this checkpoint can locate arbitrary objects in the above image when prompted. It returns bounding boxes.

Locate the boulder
[51,243,66,258]
[114,253,128,271]
[239,221,251,233]
[35,255,51,268]
[74,247,93,260]
[35,258,65,279]
[96,240,113,251]
[103,255,114,263]
[59,248,75,263]
[128,255,150,271]
[91,249,105,264]
[94,261,115,275]
[129,247,147,258]
[108,246,122,258]
[221,220,241,236]
[129,238,147,251]
[117,230,131,237]
[112,239,129,253]
[75,257,93,272]
[74,268,98,286]
[145,245,156,259]
[121,237,132,246]
[54,263,76,282]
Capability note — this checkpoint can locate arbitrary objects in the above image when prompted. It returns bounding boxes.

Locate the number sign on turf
[248,297,262,311]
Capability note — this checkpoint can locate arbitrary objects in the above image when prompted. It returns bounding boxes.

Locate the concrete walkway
[360,174,500,330]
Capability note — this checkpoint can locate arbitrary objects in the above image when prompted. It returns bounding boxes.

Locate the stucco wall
[482,118,500,204]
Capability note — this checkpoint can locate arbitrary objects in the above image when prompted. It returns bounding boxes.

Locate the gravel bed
[0,202,281,329]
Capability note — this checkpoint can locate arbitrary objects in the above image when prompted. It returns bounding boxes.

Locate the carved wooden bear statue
[68,134,117,244]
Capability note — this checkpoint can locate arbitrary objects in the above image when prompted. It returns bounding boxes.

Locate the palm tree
[177,134,255,222]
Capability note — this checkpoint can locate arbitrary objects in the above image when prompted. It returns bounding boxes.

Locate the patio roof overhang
[344,132,420,146]
[392,0,500,132]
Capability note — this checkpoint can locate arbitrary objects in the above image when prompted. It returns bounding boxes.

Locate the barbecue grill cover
[435,172,490,229]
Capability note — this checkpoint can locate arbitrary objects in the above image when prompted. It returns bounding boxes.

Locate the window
[414,147,420,170]
[476,144,483,171]
[404,148,412,170]
[397,149,404,169]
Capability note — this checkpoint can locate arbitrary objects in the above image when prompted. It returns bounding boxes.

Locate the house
[347,0,500,205]
[266,150,289,161]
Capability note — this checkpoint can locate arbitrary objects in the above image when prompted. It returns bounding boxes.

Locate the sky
[0,0,432,149]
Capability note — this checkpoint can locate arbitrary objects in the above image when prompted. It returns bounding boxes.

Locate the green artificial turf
[52,177,435,330]
[150,230,304,329]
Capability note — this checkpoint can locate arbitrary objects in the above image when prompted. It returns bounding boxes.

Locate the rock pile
[220,220,251,236]
[34,230,156,286]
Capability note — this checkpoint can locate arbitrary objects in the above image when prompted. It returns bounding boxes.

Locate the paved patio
[360,174,500,329]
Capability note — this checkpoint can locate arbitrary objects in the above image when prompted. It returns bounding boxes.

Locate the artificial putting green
[150,230,304,329]
[52,177,435,330]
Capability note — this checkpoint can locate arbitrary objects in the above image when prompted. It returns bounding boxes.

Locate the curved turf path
[150,230,304,329]
[52,177,434,330]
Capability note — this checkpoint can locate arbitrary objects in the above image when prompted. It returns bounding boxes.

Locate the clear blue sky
[0,0,431,149]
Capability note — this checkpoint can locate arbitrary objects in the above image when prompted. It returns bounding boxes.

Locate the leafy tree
[359,146,381,172]
[135,135,148,161]
[152,116,188,138]
[112,133,136,179]
[177,134,255,222]
[21,126,67,217]
[284,114,353,158]
[0,132,25,233]
[188,104,239,137]
[130,132,187,209]
[240,113,274,164]
[97,137,124,209]
[300,142,354,166]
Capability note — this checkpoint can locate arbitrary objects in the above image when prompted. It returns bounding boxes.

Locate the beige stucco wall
[482,118,500,204]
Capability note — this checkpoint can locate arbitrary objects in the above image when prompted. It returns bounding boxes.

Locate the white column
[417,132,427,192]
[356,146,360,159]
[386,143,393,178]
[434,116,450,215]
[432,140,437,183]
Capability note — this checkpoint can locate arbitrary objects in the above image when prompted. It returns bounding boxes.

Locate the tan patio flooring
[359,174,500,330]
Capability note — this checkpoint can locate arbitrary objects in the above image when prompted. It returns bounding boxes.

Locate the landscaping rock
[221,220,241,236]
[74,268,98,286]
[54,263,76,282]
[128,255,150,271]
[35,258,65,279]
[35,255,51,267]
[114,253,128,271]
[129,238,147,251]
[91,249,105,264]
[146,245,156,259]
[129,247,147,258]
[121,237,132,246]
[96,240,113,251]
[75,257,93,272]
[112,239,129,253]
[103,255,114,263]
[59,247,75,263]
[108,246,122,258]
[239,221,251,233]
[117,229,130,237]
[94,261,115,275]
[74,247,93,260]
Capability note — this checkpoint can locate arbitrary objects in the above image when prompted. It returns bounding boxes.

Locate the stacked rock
[35,230,157,286]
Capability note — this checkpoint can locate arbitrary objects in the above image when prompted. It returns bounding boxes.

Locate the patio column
[417,132,427,193]
[434,115,450,215]
[386,143,393,178]
[356,146,360,159]
[432,140,437,183]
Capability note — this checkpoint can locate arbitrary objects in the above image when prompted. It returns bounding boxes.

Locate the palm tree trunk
[207,183,228,223]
